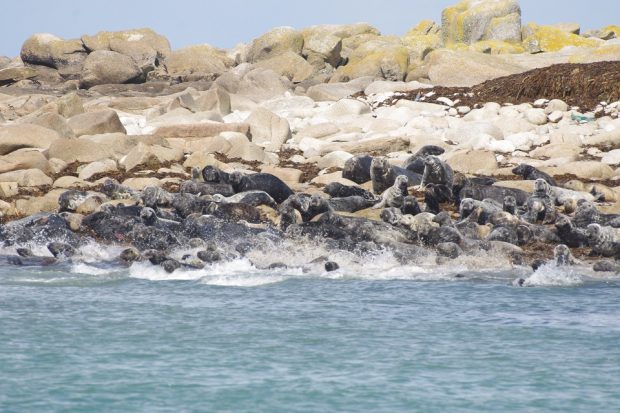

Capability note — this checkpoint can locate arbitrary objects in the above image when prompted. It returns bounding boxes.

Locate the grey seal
[404,145,445,174]
[512,164,557,186]
[230,172,294,204]
[342,154,373,184]
[323,182,376,200]
[373,175,409,209]
[586,223,620,257]
[370,157,421,194]
[419,155,453,189]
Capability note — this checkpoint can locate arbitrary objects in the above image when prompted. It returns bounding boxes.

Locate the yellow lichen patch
[599,25,620,39]
[568,44,620,64]
[405,20,439,36]
[523,26,600,52]
[334,43,409,81]
[401,34,443,60]
[471,40,525,54]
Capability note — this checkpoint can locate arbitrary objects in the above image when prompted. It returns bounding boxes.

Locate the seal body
[512,164,557,186]
[342,154,373,184]
[230,172,294,204]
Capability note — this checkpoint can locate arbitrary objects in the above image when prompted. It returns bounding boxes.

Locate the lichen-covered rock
[442,0,522,45]
[568,45,620,64]
[470,40,525,54]
[256,51,315,82]
[247,27,304,63]
[301,26,343,67]
[80,50,142,88]
[523,24,600,53]
[332,39,409,82]
[401,33,443,61]
[164,45,234,80]
[81,28,170,73]
[20,33,87,77]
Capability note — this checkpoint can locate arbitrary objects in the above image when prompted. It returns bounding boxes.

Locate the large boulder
[164,44,234,80]
[425,49,526,87]
[441,0,522,45]
[301,26,344,67]
[0,124,60,155]
[256,51,315,83]
[333,39,409,82]
[80,50,142,88]
[523,24,600,53]
[0,168,53,187]
[120,142,184,171]
[0,149,49,174]
[247,27,304,63]
[246,107,291,151]
[48,138,115,164]
[81,28,171,73]
[18,112,75,138]
[0,67,37,85]
[20,33,87,77]
[67,110,127,137]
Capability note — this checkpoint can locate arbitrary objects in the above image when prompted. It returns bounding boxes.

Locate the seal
[58,190,90,212]
[458,198,502,224]
[100,178,135,200]
[343,154,373,184]
[212,191,277,209]
[404,145,445,174]
[142,186,174,209]
[554,244,581,266]
[323,182,376,200]
[179,179,235,197]
[420,155,454,189]
[572,201,599,228]
[526,179,556,224]
[458,182,529,207]
[512,164,557,186]
[503,195,517,215]
[202,165,231,184]
[329,196,376,212]
[586,223,620,257]
[424,183,452,214]
[401,196,422,216]
[205,202,262,224]
[230,172,294,204]
[554,214,589,248]
[370,157,421,194]
[373,175,409,209]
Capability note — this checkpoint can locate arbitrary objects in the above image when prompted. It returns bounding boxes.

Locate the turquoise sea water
[1,262,619,413]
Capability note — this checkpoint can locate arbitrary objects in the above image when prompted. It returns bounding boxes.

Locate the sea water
[1,256,619,413]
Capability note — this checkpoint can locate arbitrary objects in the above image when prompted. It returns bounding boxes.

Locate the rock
[547,111,564,123]
[47,138,114,164]
[317,151,353,169]
[78,159,118,180]
[444,150,498,175]
[48,158,68,175]
[152,122,249,138]
[549,23,581,35]
[568,44,620,64]
[0,124,60,155]
[296,123,340,140]
[246,107,291,151]
[56,93,85,118]
[301,27,343,67]
[581,130,620,147]
[182,152,233,171]
[256,51,315,83]
[310,171,357,186]
[333,40,409,81]
[164,44,234,80]
[324,99,371,118]
[81,28,171,73]
[122,177,162,190]
[80,133,139,157]
[364,80,432,95]
[306,77,374,101]
[18,112,74,138]
[14,190,65,216]
[0,199,14,217]
[67,110,127,137]
[0,149,49,174]
[247,27,304,63]
[319,136,409,156]
[545,99,569,113]
[523,24,600,53]
[441,0,522,44]
[401,32,443,61]
[120,143,184,171]
[260,166,302,186]
[425,49,526,87]
[223,132,268,162]
[530,143,581,160]
[553,161,615,180]
[194,87,231,115]
[20,33,87,77]
[525,108,548,125]
[0,181,18,197]
[218,67,292,102]
[79,50,142,88]
[601,149,620,166]
[0,168,52,187]
[0,67,37,85]
[52,176,93,189]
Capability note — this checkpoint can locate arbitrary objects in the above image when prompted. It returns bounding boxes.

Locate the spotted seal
[586,223,620,257]
[323,182,376,200]
[404,145,445,174]
[230,172,293,204]
[420,156,453,189]
[512,164,557,186]
[554,244,581,266]
[370,157,421,194]
[373,175,409,209]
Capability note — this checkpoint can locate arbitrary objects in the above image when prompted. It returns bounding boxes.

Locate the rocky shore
[0,0,619,276]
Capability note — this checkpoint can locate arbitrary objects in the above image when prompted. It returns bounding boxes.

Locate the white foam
[523,264,583,287]
[70,263,113,276]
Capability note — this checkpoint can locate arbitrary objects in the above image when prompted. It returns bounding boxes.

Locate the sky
[1,0,617,57]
